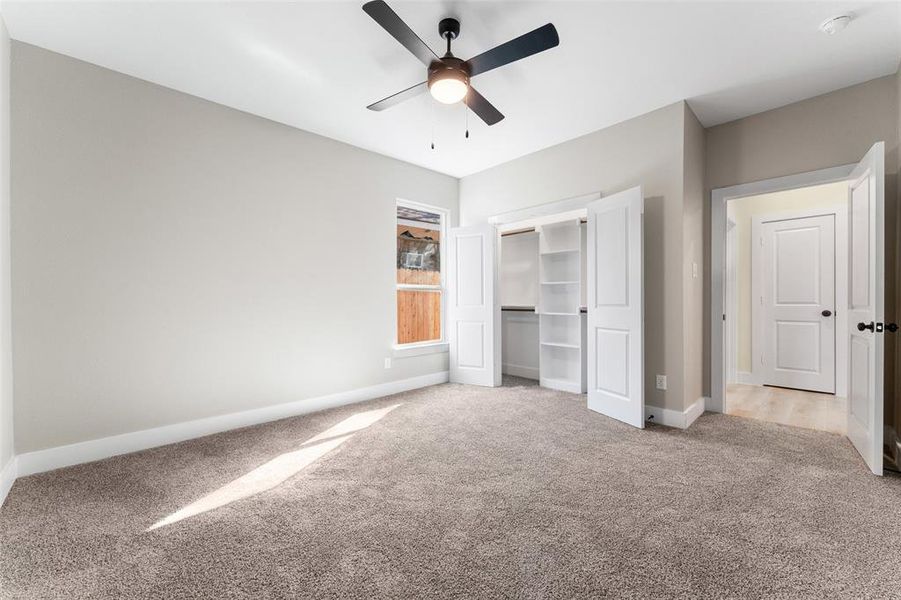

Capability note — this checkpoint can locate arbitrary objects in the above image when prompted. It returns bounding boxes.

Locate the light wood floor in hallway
[726,383,847,434]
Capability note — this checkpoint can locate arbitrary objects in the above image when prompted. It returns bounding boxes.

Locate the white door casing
[725,215,738,385]
[447,224,501,387]
[758,215,836,393]
[586,187,644,427]
[847,142,884,475]
[710,165,856,414]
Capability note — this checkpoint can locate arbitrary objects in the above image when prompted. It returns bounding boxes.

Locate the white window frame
[394,199,448,355]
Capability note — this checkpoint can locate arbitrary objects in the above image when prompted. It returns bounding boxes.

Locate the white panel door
[586,187,643,427]
[847,142,884,475]
[447,224,501,387]
[761,215,835,393]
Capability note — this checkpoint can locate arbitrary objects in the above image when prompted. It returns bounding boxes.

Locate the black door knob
[857,321,875,332]
[821,310,832,317]
[887,323,899,333]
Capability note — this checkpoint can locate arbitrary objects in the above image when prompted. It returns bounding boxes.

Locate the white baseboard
[0,456,16,508]
[685,397,706,428]
[540,377,582,394]
[645,397,707,429]
[16,371,449,478]
[503,363,539,380]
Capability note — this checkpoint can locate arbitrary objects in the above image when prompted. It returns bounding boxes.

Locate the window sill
[392,342,449,358]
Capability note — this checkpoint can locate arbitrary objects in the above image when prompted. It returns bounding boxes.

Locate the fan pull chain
[464,96,470,139]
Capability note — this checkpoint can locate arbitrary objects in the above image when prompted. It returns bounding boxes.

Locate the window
[396,201,445,346]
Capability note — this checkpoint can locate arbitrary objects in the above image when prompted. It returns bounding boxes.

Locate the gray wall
[11,43,458,453]
[460,102,691,412]
[705,74,900,421]
[0,20,11,471]
[682,104,705,409]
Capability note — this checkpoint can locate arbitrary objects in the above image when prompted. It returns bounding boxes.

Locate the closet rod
[500,218,588,238]
[500,227,535,237]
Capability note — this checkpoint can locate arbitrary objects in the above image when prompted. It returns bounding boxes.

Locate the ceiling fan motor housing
[428,56,470,90]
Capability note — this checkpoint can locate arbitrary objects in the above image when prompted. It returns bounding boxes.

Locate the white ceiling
[3,1,900,177]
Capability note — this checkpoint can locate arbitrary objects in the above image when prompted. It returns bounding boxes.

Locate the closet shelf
[540,341,579,349]
[540,280,579,286]
[539,248,579,256]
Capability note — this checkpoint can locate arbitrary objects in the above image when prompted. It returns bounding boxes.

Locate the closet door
[586,187,644,427]
[447,224,501,386]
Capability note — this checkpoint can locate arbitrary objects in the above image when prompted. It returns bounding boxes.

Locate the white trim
[15,371,449,478]
[396,283,441,291]
[725,213,738,384]
[710,164,855,413]
[685,397,707,428]
[395,198,448,348]
[397,217,440,231]
[503,363,539,380]
[540,377,582,394]
[488,192,600,227]
[644,397,707,429]
[392,341,448,358]
[0,456,16,508]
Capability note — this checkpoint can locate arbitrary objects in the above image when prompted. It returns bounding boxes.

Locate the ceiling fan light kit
[428,61,469,104]
[362,0,559,128]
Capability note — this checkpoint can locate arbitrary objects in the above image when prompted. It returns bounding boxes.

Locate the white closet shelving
[538,220,584,393]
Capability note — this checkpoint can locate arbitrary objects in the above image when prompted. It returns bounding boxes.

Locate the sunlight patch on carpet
[146,404,401,531]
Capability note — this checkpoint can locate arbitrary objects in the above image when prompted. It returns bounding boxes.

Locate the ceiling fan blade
[466,87,504,126]
[363,1,439,67]
[367,81,428,111]
[464,23,559,77]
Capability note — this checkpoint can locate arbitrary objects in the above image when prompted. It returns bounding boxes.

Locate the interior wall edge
[644,396,706,429]
[682,101,706,412]
[0,454,15,508]
[0,13,13,480]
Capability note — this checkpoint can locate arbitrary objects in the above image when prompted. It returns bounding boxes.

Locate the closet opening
[495,206,590,393]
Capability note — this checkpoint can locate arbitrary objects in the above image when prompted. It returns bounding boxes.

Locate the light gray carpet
[2,380,900,599]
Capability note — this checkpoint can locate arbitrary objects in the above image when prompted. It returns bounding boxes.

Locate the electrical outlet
[384,357,392,369]
[656,374,667,390]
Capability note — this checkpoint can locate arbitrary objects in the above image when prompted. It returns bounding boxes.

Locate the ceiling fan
[362,0,559,126]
